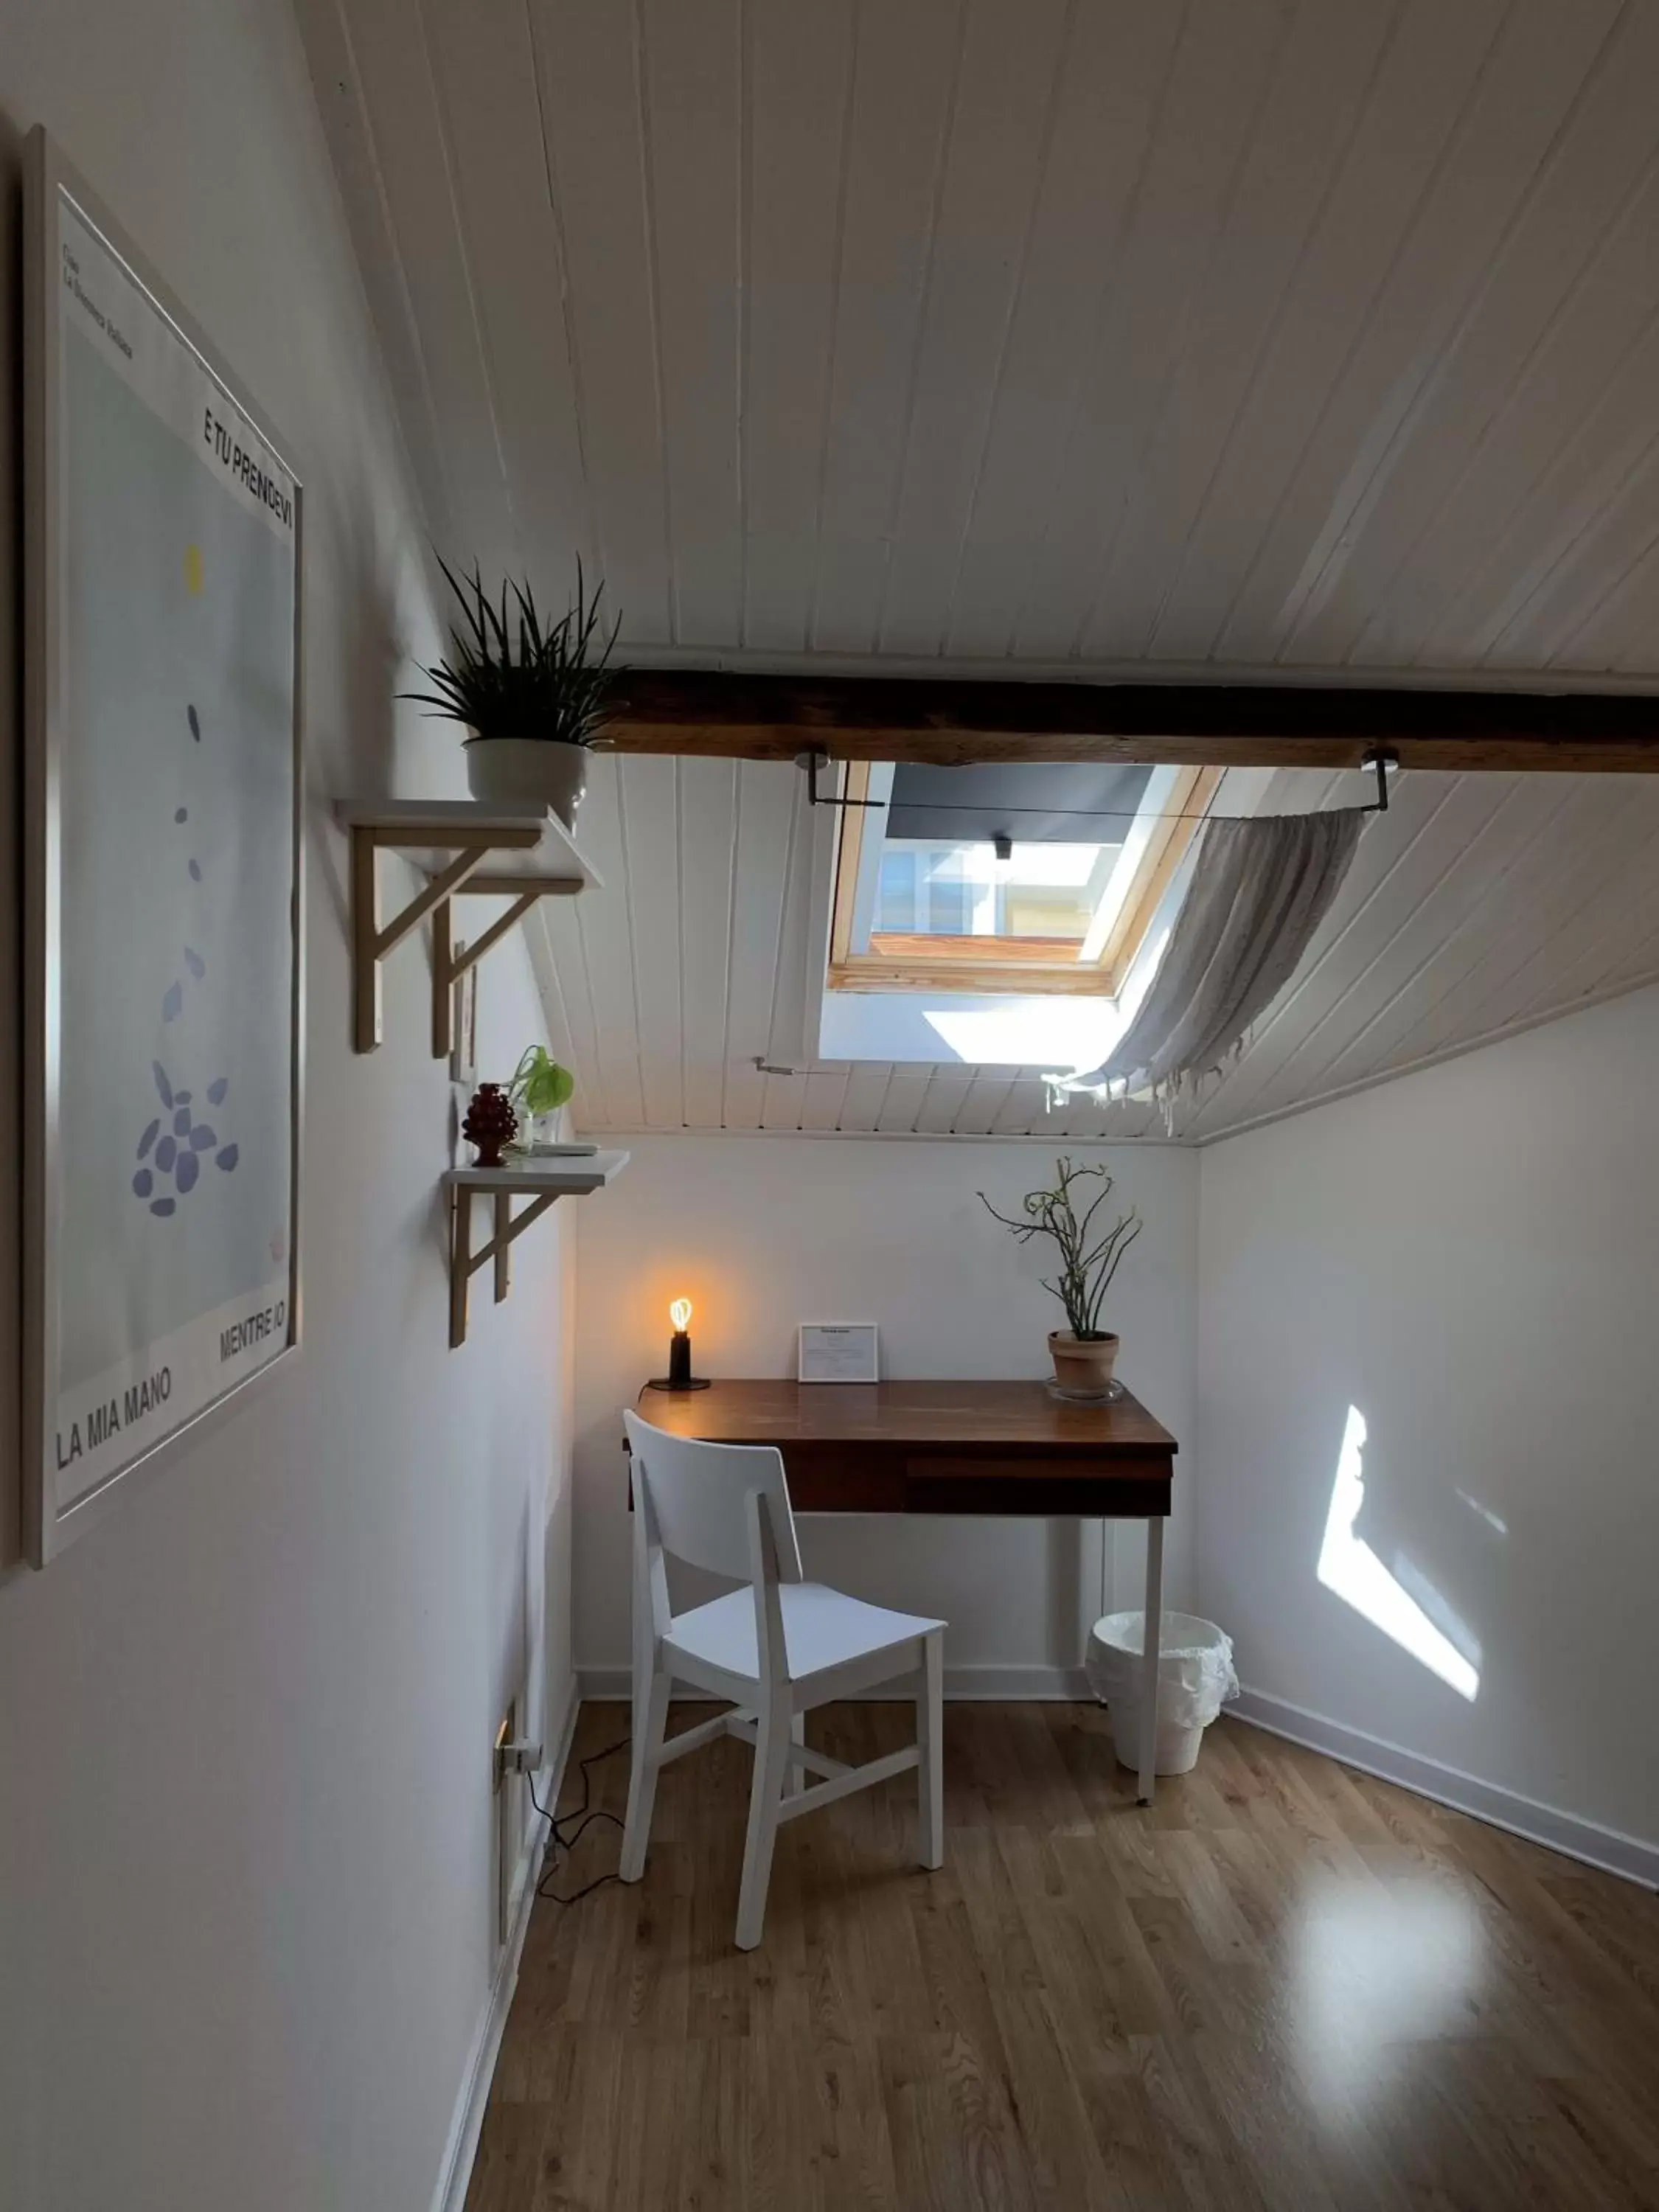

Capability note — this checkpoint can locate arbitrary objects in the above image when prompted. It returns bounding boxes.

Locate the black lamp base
[645,1375,712,1391]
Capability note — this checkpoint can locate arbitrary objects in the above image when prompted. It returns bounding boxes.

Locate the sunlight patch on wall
[1316,1406,1481,1702]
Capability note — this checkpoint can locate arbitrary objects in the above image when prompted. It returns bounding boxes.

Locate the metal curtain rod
[793,747,1398,821]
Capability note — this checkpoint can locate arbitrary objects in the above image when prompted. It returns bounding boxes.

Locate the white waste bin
[1085,1610,1239,1776]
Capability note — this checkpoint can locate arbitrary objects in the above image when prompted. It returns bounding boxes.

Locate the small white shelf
[442,1150,628,1197]
[334,799,602,1056]
[444,1149,629,1346]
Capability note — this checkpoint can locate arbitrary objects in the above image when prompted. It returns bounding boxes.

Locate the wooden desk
[635,1377,1176,1803]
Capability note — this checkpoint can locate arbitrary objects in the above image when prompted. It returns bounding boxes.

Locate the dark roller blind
[885,762,1154,845]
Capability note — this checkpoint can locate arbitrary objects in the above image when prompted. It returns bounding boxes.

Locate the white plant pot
[464,737,587,830]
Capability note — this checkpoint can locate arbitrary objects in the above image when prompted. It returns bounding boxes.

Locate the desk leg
[1138,1515,1165,1807]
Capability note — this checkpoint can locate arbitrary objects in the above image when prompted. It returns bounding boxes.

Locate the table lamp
[647,1295,710,1391]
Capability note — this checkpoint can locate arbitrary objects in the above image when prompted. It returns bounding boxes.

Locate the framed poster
[797,1324,880,1385]
[22,130,304,1564]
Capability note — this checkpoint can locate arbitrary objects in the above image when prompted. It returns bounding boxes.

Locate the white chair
[619,1408,947,1950]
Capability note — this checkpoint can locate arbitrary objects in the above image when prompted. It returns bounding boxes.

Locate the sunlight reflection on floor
[1317,1406,1481,1701]
[1293,1869,1488,2113]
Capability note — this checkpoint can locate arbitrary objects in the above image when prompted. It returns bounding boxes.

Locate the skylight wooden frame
[826,765,1222,998]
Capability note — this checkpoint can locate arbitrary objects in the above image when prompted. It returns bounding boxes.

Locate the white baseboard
[1233,1688,1658,1891]
[571,1671,1654,1887]
[430,1690,581,2212]
[939,1663,1093,1700]
[577,1662,1091,1703]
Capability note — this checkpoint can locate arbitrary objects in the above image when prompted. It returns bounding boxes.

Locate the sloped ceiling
[299,0,1659,1141]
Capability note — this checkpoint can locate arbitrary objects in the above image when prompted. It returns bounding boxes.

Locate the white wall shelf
[335,800,602,1057]
[442,1150,629,1346]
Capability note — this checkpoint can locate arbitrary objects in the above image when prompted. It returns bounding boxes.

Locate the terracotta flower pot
[1048,1330,1120,1396]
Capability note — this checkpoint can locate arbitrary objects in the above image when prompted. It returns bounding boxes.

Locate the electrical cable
[526,1732,631,1906]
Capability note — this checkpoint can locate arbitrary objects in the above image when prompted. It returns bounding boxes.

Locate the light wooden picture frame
[797,1323,880,1385]
[22,129,305,1564]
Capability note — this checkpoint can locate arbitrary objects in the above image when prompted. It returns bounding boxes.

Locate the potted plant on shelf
[507,1045,579,1153]
[979,1158,1142,1398]
[401,557,619,830]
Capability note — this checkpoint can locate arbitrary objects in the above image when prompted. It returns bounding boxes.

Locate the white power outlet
[495,1736,543,1782]
[493,1703,540,1949]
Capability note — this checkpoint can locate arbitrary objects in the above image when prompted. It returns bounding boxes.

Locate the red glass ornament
[463,1082,517,1168]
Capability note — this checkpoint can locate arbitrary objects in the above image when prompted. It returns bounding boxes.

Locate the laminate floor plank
[465,1706,1659,2212]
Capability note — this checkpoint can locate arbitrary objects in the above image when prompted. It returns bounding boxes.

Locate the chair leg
[917,1631,944,1870]
[735,1697,792,1950]
[619,1668,671,1884]
[787,1711,805,1795]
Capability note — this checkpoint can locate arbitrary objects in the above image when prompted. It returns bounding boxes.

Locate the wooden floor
[468,1703,1659,2211]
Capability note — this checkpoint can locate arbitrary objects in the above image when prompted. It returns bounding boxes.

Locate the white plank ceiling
[299,0,1659,1141]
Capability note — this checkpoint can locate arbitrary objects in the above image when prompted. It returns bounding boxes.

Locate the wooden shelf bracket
[426,874,570,1060]
[448,1183,561,1349]
[337,803,599,1056]
[442,1152,629,1347]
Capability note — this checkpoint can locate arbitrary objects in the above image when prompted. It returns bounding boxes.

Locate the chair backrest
[623,1409,803,1587]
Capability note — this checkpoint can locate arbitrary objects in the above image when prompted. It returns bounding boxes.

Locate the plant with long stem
[400,557,619,745]
[509,1045,574,1120]
[978,1158,1142,1340]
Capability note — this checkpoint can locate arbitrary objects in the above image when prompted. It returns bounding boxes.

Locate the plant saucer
[1046,1377,1126,1405]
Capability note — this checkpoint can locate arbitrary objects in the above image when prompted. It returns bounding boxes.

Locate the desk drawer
[907,1456,1064,1485]
[904,1455,1171,1517]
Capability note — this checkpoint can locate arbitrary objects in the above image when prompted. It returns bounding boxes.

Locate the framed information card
[22,131,304,1563]
[798,1324,880,1385]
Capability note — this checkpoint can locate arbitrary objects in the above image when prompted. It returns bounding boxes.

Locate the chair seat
[664,1581,944,1685]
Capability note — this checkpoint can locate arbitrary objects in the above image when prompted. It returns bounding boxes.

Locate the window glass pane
[875,850,917,931]
[1000,844,1110,941]
[926,869,970,936]
[873,838,1119,943]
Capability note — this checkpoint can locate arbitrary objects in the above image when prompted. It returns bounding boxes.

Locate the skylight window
[828,761,1220,999]
[873,841,1112,943]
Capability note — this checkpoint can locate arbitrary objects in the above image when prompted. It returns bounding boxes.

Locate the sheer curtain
[1051,807,1367,1106]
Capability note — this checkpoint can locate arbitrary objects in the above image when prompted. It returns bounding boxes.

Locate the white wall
[0,8,573,2208]
[573,1135,1198,1694]
[1197,984,1659,1865]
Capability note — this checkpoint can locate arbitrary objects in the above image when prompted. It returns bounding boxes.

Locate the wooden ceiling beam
[602,670,1659,773]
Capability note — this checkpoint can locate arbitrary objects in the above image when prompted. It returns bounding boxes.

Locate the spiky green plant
[400,557,620,745]
[978,1157,1142,1340]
